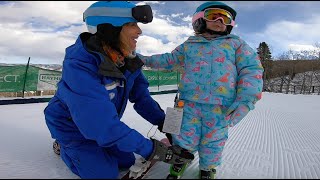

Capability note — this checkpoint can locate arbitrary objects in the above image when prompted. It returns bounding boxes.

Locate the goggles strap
[83,7,132,22]
[192,11,204,23]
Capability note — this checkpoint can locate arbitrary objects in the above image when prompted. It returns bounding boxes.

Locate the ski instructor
[44,1,194,179]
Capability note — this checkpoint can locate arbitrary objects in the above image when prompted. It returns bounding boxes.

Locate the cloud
[136,1,165,6]
[136,13,193,56]
[139,17,193,42]
[0,22,84,63]
[288,44,317,52]
[242,14,320,57]
[182,16,192,22]
[0,1,195,64]
[0,1,91,27]
[1,1,320,64]
[0,1,93,64]
[137,35,179,56]
[134,2,194,56]
[171,13,184,18]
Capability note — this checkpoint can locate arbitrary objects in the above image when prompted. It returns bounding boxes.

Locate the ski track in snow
[0,93,320,179]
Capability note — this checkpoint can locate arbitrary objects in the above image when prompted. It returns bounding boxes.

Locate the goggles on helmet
[192,8,235,26]
[83,5,153,24]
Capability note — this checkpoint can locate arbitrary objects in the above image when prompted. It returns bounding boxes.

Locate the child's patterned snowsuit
[139,34,264,170]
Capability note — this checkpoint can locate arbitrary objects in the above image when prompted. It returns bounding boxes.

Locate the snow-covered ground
[1,92,320,179]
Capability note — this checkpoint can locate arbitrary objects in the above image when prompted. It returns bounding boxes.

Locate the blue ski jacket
[140,34,264,108]
[44,33,165,159]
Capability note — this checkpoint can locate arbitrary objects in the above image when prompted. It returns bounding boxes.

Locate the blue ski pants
[59,140,135,178]
[172,100,230,170]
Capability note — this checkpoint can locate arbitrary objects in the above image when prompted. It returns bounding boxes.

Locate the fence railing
[0,64,181,98]
[265,84,320,95]
[2,65,320,98]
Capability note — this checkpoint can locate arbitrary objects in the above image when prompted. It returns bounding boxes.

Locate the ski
[120,158,157,179]
[166,162,190,179]
[121,138,171,179]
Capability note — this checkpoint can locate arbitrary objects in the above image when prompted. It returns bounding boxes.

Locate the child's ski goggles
[192,8,235,26]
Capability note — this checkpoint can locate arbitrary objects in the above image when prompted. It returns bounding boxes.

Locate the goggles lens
[204,8,233,25]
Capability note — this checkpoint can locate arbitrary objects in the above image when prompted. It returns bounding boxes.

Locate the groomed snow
[1,92,320,179]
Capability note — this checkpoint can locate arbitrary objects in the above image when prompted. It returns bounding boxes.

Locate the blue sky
[0,1,319,64]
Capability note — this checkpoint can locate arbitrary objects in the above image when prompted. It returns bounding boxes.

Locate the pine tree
[257,42,272,91]
[257,42,272,61]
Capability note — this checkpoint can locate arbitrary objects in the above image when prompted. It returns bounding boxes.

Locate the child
[139,1,263,179]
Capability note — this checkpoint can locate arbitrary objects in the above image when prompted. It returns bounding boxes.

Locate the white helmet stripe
[83,7,132,22]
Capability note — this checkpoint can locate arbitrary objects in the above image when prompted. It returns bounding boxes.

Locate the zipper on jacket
[118,78,127,117]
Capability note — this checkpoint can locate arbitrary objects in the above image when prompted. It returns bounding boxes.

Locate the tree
[315,42,320,60]
[257,42,273,91]
[257,42,272,61]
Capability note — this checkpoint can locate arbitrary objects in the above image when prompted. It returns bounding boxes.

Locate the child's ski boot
[166,163,188,179]
[199,169,216,179]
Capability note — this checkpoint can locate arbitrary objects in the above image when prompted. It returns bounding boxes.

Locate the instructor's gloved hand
[165,133,173,145]
[157,124,173,145]
[148,139,194,164]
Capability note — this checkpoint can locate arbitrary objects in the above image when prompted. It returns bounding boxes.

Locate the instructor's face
[120,22,142,52]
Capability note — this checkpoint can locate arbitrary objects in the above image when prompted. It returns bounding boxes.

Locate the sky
[1,92,320,178]
[1,1,320,64]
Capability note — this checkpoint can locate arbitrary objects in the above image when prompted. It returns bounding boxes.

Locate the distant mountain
[0,63,62,71]
[31,64,62,71]
[1,63,160,72]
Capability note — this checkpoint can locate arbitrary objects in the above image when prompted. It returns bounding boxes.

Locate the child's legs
[172,100,202,153]
[199,104,229,170]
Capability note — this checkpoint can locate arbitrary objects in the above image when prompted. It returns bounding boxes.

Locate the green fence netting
[0,65,181,93]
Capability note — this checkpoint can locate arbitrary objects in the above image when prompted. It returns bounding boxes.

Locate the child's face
[205,20,227,32]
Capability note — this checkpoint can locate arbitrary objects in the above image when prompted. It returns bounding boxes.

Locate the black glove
[165,133,173,145]
[148,139,194,164]
[157,124,173,145]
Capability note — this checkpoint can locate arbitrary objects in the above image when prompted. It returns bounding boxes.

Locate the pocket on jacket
[104,81,121,103]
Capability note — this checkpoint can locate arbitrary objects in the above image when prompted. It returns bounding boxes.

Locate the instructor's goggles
[192,8,235,26]
[83,5,153,24]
